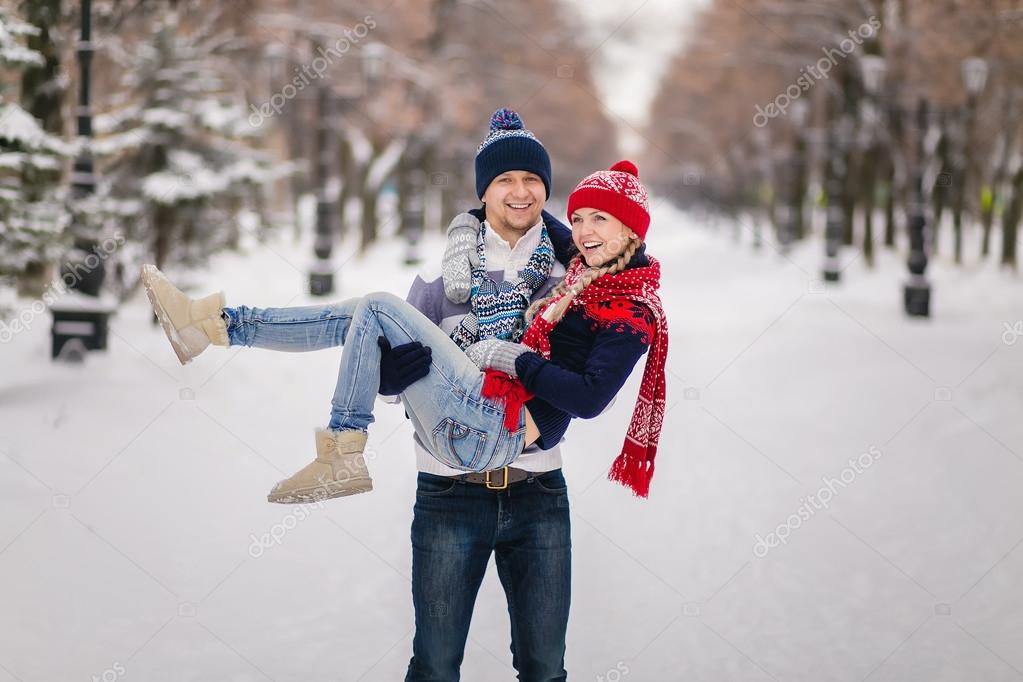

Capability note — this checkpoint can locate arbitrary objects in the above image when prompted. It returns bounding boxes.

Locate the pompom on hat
[475,108,552,200]
[566,160,651,240]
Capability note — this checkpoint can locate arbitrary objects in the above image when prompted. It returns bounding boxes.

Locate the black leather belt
[450,466,529,490]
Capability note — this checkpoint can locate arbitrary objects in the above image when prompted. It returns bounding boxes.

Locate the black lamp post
[822,97,852,282]
[51,0,116,361]
[64,0,103,295]
[403,154,426,266]
[308,64,337,297]
[904,98,931,317]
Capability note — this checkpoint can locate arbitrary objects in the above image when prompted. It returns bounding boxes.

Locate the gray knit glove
[464,338,530,377]
[442,212,482,304]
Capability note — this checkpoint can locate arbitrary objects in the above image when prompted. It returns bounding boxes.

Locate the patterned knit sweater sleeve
[514,300,655,419]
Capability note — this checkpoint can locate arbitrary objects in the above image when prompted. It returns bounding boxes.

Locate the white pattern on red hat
[567,159,652,239]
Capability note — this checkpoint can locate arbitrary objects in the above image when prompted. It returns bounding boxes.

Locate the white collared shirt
[481,218,545,281]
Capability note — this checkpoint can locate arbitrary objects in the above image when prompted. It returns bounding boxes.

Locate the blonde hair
[525,236,643,325]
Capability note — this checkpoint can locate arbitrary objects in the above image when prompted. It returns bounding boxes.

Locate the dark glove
[378,337,432,396]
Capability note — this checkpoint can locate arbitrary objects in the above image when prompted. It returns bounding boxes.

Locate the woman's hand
[464,338,530,377]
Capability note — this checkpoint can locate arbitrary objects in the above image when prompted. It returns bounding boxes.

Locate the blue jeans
[406,469,571,681]
[223,292,526,471]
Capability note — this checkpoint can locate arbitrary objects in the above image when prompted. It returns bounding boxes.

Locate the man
[379,108,573,681]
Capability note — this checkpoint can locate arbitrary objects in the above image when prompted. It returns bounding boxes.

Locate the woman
[142,160,668,502]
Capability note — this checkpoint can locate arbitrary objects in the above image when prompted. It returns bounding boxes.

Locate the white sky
[561,0,710,156]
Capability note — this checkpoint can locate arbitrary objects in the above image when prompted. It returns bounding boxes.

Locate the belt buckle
[485,466,509,490]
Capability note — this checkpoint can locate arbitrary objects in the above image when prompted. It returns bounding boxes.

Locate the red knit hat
[566,160,651,240]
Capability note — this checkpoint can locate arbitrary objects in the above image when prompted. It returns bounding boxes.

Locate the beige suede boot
[267,429,374,504]
[141,264,229,365]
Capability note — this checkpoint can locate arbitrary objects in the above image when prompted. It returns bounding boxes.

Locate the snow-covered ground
[2,204,1022,681]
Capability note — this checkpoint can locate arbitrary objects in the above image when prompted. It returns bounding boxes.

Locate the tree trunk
[359,184,378,253]
[359,141,385,253]
[1001,165,1023,270]
[420,142,438,234]
[286,59,311,240]
[397,147,412,235]
[21,0,64,134]
[842,145,857,246]
[861,144,877,267]
[883,155,896,248]
[931,131,950,254]
[153,203,175,270]
[984,102,1019,259]
[981,186,995,257]
[792,137,807,241]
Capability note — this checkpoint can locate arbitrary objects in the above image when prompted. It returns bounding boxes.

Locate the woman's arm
[515,329,650,419]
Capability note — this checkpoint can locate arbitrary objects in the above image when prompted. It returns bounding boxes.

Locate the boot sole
[141,264,193,365]
[267,478,374,504]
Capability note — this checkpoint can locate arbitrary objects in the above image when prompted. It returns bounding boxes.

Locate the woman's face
[570,208,634,267]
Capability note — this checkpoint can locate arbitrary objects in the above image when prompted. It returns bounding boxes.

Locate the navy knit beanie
[474,108,552,200]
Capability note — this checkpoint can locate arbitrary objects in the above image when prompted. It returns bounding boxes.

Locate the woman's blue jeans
[222,292,526,472]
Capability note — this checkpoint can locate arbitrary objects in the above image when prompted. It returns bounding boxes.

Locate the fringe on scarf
[607,440,657,498]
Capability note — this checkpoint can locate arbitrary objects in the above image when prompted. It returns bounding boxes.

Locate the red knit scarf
[481,257,667,498]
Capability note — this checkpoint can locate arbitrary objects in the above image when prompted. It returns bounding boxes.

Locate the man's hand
[442,211,482,304]
[464,338,530,377]
[378,337,432,396]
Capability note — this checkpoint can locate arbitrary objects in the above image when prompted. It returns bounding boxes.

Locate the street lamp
[861,56,887,98]
[65,0,101,295]
[264,42,287,92]
[362,42,387,85]
[308,79,336,296]
[52,0,117,361]
[308,35,340,297]
[822,98,853,282]
[904,98,931,316]
[961,57,989,97]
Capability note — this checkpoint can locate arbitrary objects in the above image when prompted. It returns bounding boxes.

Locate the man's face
[482,171,546,236]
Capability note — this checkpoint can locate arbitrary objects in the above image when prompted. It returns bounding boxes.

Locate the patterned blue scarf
[450,223,555,349]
